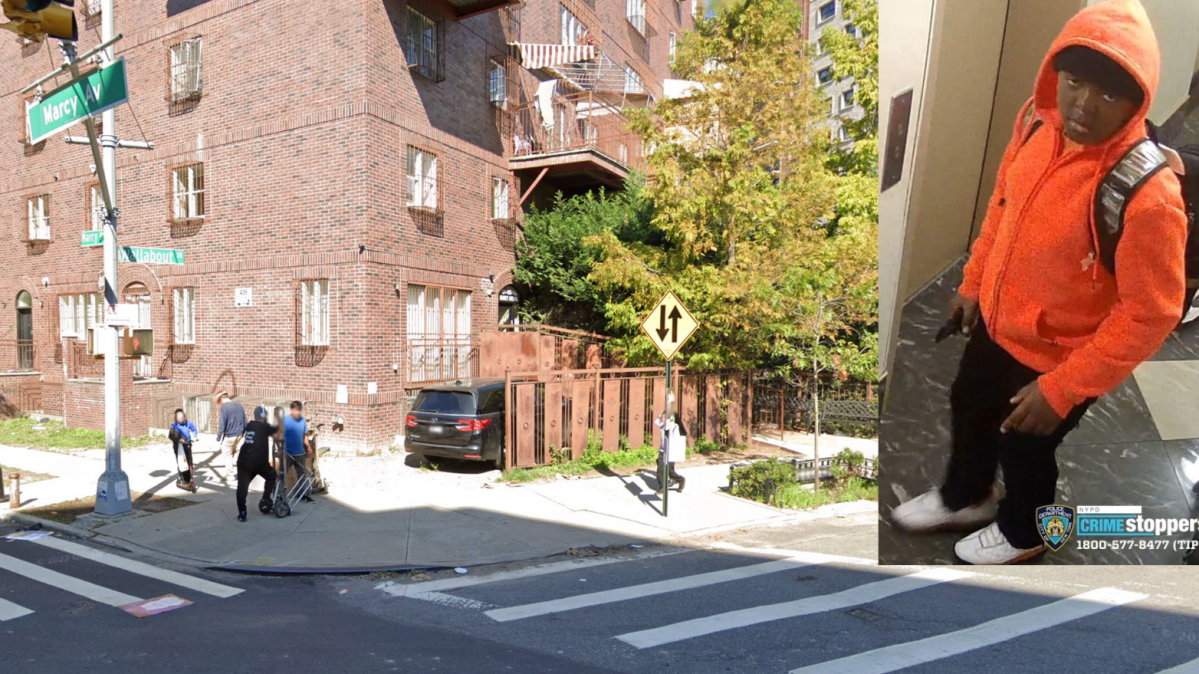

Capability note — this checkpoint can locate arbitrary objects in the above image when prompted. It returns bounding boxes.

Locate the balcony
[509,92,644,190]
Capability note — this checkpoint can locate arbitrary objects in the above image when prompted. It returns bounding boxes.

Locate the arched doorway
[498,286,520,326]
[123,282,154,378]
[15,291,33,370]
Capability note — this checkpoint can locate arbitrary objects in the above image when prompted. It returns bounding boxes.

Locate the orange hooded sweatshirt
[959,0,1189,418]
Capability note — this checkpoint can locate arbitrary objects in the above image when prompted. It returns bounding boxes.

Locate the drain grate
[844,607,883,622]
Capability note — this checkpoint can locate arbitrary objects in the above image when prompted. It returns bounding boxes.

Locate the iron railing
[406,335,480,386]
[509,91,644,171]
[0,340,36,372]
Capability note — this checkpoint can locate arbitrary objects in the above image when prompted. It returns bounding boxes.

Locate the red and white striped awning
[509,43,597,70]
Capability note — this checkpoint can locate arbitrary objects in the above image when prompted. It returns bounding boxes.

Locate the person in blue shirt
[168,409,199,493]
[282,400,314,503]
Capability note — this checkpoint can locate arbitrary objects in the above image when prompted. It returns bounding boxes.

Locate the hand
[949,293,980,335]
[1001,381,1063,436]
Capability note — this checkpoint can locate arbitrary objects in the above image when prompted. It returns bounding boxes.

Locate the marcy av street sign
[26,57,128,145]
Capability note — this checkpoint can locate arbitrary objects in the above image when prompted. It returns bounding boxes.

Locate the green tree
[589,0,839,370]
[513,178,655,332]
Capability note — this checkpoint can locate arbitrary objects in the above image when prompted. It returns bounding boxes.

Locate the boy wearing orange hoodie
[892,0,1189,564]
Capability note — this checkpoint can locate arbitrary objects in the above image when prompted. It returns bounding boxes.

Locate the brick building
[0,0,696,449]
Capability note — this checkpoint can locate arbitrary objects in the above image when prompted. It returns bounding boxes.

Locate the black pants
[236,462,276,513]
[940,320,1093,549]
[657,450,685,489]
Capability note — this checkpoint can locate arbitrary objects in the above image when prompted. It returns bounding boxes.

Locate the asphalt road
[4,514,1199,674]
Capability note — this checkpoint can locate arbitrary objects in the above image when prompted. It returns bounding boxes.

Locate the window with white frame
[89,184,105,230]
[406,284,472,381]
[626,0,646,35]
[27,195,50,241]
[624,64,645,94]
[560,6,584,46]
[817,66,833,85]
[841,86,855,111]
[85,0,102,16]
[172,163,205,221]
[669,32,677,61]
[300,279,330,347]
[59,293,103,340]
[406,8,439,79]
[845,23,857,38]
[173,287,196,345]
[491,177,509,220]
[838,125,851,142]
[818,1,836,23]
[170,37,203,102]
[406,146,439,210]
[488,60,507,109]
[618,143,629,165]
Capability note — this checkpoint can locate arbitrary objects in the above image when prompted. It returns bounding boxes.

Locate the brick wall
[0,0,688,451]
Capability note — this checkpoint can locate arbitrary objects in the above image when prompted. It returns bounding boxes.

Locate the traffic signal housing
[1,1,78,42]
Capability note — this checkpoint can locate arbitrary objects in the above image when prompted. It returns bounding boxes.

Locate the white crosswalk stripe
[788,587,1147,674]
[486,550,873,623]
[0,597,34,621]
[616,567,973,649]
[29,536,243,598]
[0,551,142,607]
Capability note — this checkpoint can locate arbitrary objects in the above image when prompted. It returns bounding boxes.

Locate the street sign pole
[94,0,131,516]
[663,358,672,518]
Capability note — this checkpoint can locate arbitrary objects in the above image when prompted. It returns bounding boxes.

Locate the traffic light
[1,1,77,42]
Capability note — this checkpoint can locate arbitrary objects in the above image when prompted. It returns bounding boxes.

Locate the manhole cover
[63,600,96,616]
[844,607,882,622]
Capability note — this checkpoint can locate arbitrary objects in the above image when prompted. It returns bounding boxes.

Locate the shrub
[729,458,798,504]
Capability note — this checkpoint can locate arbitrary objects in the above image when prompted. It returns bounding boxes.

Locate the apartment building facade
[805,0,861,145]
[0,0,695,449]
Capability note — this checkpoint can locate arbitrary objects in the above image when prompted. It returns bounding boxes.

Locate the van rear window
[413,391,474,414]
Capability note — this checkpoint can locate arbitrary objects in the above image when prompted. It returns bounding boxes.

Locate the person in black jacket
[235,406,279,522]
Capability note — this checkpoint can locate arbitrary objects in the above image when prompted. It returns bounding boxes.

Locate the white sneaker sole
[956,545,1045,565]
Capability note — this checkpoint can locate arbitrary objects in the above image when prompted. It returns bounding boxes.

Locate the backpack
[1017,102,1199,326]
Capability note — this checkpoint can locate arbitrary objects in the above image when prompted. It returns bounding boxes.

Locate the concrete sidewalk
[0,440,876,571]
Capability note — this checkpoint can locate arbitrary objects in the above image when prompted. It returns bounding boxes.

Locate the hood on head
[1034,0,1160,144]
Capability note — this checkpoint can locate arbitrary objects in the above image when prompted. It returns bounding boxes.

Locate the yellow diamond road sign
[641,291,699,361]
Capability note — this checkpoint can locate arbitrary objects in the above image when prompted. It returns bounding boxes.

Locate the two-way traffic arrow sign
[640,290,699,361]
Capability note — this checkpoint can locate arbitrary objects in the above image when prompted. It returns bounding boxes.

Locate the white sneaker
[954,522,1044,564]
[890,488,998,532]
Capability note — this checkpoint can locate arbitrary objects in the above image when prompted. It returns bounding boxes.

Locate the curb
[0,509,98,540]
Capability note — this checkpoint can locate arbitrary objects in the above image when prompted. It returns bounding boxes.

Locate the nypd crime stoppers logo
[1036,505,1075,552]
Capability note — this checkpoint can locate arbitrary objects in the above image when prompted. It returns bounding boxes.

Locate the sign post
[641,291,699,517]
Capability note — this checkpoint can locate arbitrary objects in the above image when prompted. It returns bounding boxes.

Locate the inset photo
[878,0,1199,565]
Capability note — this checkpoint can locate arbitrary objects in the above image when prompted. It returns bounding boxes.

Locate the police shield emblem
[1036,505,1075,552]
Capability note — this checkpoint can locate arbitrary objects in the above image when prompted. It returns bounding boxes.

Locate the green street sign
[119,246,184,265]
[81,230,104,247]
[27,57,129,145]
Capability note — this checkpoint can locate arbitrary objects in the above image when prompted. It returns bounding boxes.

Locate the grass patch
[499,432,659,484]
[0,417,155,451]
[1,465,54,484]
[729,448,879,510]
[21,491,196,525]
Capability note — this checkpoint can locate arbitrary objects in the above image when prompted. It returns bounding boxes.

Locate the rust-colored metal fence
[501,368,753,469]
[752,376,877,439]
[509,91,644,171]
[406,335,480,386]
[68,340,103,379]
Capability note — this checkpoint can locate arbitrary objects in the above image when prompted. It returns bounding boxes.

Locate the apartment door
[878,0,936,380]
[15,291,33,370]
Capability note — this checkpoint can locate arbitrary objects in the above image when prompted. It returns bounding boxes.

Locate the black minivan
[405,378,506,468]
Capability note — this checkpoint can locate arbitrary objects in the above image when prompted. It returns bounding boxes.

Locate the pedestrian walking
[654,409,686,494]
[235,406,279,522]
[168,408,198,493]
[282,401,314,503]
[215,391,247,481]
[891,0,1189,564]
